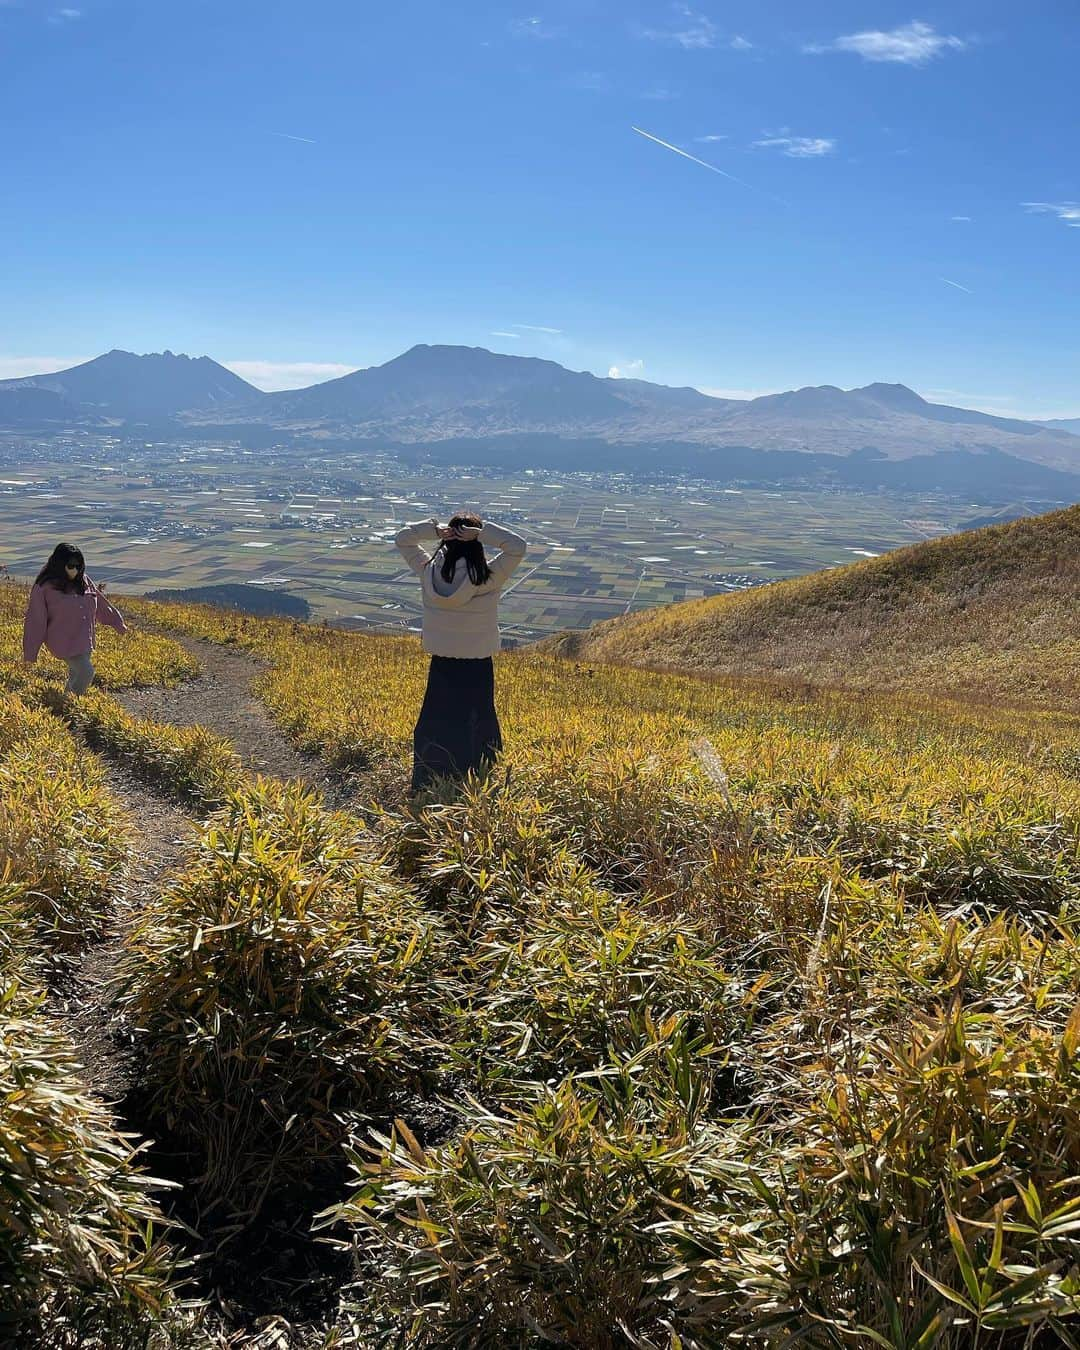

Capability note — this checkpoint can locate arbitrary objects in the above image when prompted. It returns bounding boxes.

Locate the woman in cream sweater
[395,512,527,793]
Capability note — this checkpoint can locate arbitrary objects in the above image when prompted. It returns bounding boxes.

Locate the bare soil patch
[116,634,339,793]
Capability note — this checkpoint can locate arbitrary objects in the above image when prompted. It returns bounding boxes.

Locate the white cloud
[939,277,973,293]
[754,134,836,158]
[510,15,563,39]
[222,360,358,391]
[0,355,87,380]
[925,389,1079,420]
[47,6,81,21]
[272,132,317,144]
[695,133,728,142]
[609,360,645,379]
[807,22,966,65]
[924,388,1016,408]
[698,385,784,401]
[570,71,612,93]
[488,324,563,344]
[1023,202,1080,229]
[635,8,751,52]
[950,215,972,222]
[635,5,717,49]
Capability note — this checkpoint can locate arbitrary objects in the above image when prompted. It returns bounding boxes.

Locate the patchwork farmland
[0,433,1043,642]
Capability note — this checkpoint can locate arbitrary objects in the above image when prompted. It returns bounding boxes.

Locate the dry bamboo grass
[2,577,1080,1344]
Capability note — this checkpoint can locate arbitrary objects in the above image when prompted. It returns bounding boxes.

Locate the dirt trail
[37,628,387,1337]
[46,761,196,1101]
[116,633,343,796]
[49,634,343,1101]
[50,629,393,1103]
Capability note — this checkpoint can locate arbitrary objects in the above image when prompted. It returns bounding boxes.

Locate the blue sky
[1,0,1077,416]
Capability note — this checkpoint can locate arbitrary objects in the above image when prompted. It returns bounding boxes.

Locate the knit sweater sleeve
[395,519,439,576]
[482,522,528,587]
[87,578,126,634]
[22,584,48,662]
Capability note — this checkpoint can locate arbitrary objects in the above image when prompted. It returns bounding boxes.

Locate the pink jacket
[23,577,126,662]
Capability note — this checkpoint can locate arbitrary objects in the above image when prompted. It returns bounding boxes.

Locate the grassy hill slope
[551,503,1080,711]
[3,577,1080,1346]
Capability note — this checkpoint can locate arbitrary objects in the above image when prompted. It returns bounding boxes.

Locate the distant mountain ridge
[550,504,1080,713]
[0,349,259,419]
[1,345,1078,492]
[256,345,1079,473]
[1040,417,1080,437]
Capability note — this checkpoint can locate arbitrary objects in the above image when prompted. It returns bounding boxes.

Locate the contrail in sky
[631,126,788,206]
[272,132,318,144]
[939,276,973,293]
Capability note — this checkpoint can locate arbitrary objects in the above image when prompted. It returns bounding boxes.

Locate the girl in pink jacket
[22,542,127,694]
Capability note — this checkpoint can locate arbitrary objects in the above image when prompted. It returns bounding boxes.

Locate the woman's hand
[434,515,483,541]
[449,516,483,541]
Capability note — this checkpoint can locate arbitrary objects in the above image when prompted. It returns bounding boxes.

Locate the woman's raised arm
[480,521,528,586]
[88,577,127,634]
[395,518,441,576]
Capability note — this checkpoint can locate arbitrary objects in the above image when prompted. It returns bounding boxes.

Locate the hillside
[1,580,1079,1345]
[145,582,311,619]
[0,384,97,426]
[551,503,1080,711]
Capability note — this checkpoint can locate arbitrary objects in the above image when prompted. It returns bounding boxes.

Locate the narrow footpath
[115,633,341,796]
[48,633,349,1102]
[46,759,196,1103]
[40,632,370,1337]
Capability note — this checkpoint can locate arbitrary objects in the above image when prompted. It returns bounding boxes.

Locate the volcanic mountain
[0,350,260,420]
[264,343,725,429]
[550,504,1080,712]
[2,344,1078,493]
[254,346,1079,479]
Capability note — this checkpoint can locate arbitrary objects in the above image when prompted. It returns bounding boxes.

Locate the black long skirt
[411,655,503,794]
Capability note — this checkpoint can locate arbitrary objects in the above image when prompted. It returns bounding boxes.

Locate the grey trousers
[65,653,95,695]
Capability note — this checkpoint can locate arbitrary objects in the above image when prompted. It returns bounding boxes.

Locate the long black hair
[36,542,87,594]
[437,514,492,587]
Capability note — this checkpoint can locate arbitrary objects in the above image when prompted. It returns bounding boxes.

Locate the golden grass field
[1,503,1079,1348]
[550,504,1080,714]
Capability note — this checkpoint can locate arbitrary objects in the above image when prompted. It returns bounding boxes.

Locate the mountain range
[2,346,1078,494]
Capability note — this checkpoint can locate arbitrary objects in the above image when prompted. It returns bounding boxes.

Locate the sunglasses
[64,561,83,570]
